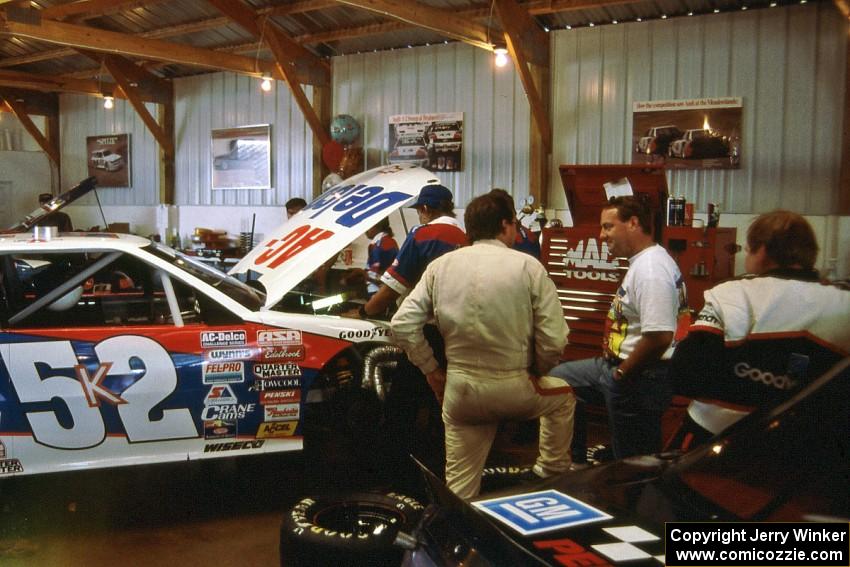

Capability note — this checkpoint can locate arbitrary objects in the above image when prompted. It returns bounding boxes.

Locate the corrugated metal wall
[60,94,161,205]
[550,2,846,215]
[333,42,531,208]
[174,72,313,206]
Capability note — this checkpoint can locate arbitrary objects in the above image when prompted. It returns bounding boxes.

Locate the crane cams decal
[256,421,298,438]
[205,348,253,362]
[202,361,245,385]
[201,403,257,421]
[562,239,620,282]
[264,403,300,422]
[253,363,302,379]
[257,330,302,346]
[200,330,247,348]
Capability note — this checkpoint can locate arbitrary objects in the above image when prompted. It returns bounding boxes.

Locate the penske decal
[260,389,300,404]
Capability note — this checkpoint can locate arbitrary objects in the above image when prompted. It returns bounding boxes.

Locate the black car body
[403,358,850,566]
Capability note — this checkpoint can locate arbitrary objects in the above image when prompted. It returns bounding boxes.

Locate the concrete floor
[0,422,605,567]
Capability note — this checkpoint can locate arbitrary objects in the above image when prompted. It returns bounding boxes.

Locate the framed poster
[211,124,272,189]
[631,97,742,170]
[86,133,130,187]
[388,112,463,172]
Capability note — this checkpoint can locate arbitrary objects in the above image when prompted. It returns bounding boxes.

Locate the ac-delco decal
[562,239,619,282]
[257,329,302,346]
[200,403,257,421]
[254,363,302,379]
[205,347,253,362]
[533,538,612,567]
[203,440,265,452]
[260,389,300,405]
[264,403,300,422]
[474,490,613,536]
[200,330,247,348]
[256,421,298,438]
[261,346,305,362]
[203,361,245,385]
[204,385,237,406]
[203,419,237,440]
[0,459,23,474]
[250,378,300,392]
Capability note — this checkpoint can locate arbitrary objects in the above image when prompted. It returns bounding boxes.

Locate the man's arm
[390,269,439,376]
[531,267,569,375]
[617,331,673,379]
[669,329,725,396]
[362,284,400,317]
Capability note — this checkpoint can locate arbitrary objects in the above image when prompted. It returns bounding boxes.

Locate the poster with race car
[388,112,463,172]
[86,133,130,187]
[631,97,742,170]
[211,124,272,190]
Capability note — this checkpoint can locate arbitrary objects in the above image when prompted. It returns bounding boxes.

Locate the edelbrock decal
[261,346,305,362]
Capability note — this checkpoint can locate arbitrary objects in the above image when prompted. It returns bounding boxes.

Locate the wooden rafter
[0,68,167,102]
[0,14,323,85]
[268,0,340,16]
[334,0,495,51]
[0,88,59,165]
[494,0,550,152]
[41,0,169,22]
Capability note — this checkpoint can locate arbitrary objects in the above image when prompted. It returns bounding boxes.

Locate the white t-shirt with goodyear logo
[603,244,688,360]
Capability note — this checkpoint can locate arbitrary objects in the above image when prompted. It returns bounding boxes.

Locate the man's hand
[340,308,361,319]
[425,368,447,404]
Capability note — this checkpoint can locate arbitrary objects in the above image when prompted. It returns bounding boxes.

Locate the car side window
[0,251,238,329]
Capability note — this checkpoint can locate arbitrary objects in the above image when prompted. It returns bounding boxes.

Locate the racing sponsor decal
[337,327,392,341]
[260,389,300,405]
[203,440,264,452]
[474,489,612,536]
[0,441,5,458]
[254,363,302,379]
[533,538,613,567]
[249,378,300,392]
[0,459,23,475]
[1,336,197,449]
[200,330,247,348]
[204,385,237,406]
[205,348,253,362]
[562,239,619,282]
[202,361,245,385]
[256,421,298,438]
[264,403,300,422]
[734,362,798,391]
[257,329,302,346]
[203,419,237,439]
[200,403,257,421]
[261,345,305,362]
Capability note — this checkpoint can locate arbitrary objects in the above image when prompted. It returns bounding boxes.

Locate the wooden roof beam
[41,1,170,22]
[0,88,59,165]
[334,0,495,51]
[0,68,149,100]
[0,14,322,85]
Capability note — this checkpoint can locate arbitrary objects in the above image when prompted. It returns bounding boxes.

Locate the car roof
[0,231,150,253]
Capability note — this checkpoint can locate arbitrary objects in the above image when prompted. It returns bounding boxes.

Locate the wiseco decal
[203,440,264,452]
[261,346,305,361]
[200,330,247,348]
[533,538,612,567]
[256,421,298,438]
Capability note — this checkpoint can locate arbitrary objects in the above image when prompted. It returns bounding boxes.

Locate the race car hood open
[6,176,97,233]
[230,164,441,309]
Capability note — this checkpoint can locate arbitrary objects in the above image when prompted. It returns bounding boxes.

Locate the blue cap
[409,184,453,209]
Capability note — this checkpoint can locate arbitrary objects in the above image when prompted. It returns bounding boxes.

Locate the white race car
[0,164,437,476]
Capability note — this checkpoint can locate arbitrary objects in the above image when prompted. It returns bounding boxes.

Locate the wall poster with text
[211,124,272,190]
[388,112,463,172]
[86,133,131,187]
[632,97,742,170]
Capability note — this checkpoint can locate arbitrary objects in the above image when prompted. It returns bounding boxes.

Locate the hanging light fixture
[494,47,509,68]
[103,96,114,110]
[260,75,272,92]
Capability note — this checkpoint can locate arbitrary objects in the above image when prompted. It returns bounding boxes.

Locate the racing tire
[280,491,424,567]
[480,464,534,493]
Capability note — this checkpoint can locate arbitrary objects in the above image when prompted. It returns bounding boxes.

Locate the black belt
[603,354,623,366]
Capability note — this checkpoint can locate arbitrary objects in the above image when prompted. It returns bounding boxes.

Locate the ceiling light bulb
[260,76,272,92]
[103,96,114,110]
[494,47,509,68]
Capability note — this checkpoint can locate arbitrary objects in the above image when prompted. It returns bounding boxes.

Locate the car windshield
[146,242,264,311]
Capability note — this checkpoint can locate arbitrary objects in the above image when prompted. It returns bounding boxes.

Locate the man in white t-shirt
[549,196,688,460]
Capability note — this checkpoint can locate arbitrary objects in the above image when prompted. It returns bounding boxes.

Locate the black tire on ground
[479,465,534,493]
[280,491,424,567]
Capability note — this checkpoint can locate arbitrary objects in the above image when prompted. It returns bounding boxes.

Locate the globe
[330,114,361,146]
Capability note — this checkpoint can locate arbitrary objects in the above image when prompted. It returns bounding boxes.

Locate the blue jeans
[548,357,672,459]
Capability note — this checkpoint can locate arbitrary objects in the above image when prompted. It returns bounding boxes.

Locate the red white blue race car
[0,164,436,476]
